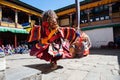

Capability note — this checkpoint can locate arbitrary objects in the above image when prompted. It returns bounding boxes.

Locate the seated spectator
[0,46,5,57]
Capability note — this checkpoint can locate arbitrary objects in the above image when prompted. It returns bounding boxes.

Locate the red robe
[27,25,77,62]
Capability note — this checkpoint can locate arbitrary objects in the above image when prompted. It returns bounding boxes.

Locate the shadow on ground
[24,63,63,74]
[90,48,120,74]
[24,49,120,74]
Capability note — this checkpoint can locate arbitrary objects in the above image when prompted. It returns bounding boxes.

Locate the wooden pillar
[119,6,120,12]
[69,13,73,27]
[28,14,31,23]
[57,18,60,26]
[15,10,18,28]
[38,17,41,25]
[86,9,91,25]
[0,6,2,26]
[14,10,18,48]
[108,4,113,22]
[14,34,17,48]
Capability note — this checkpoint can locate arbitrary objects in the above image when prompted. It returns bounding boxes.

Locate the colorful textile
[60,27,77,44]
[79,32,91,56]
[28,25,41,42]
[27,25,78,62]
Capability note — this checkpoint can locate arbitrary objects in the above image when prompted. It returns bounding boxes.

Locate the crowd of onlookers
[0,44,29,56]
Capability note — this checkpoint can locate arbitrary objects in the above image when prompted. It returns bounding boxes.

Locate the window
[100,6,103,10]
[96,17,99,21]
[100,17,104,20]
[80,11,84,15]
[84,20,87,23]
[95,7,99,12]
[105,16,109,20]
[90,19,93,22]
[104,5,109,10]
[81,20,84,23]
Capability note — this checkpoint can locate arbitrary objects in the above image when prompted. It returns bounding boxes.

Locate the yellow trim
[57,0,118,16]
[41,28,58,44]
[35,43,41,49]
[25,27,31,32]
[57,8,76,16]
[81,0,118,10]
[80,1,101,10]
[0,1,42,17]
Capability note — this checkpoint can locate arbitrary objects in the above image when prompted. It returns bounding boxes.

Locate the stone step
[6,67,41,80]
[0,71,5,80]
[0,57,6,71]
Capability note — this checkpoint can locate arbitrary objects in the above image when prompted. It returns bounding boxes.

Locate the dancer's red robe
[27,25,78,61]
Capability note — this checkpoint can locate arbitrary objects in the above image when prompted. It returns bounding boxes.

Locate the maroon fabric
[28,26,79,62]
[27,25,41,42]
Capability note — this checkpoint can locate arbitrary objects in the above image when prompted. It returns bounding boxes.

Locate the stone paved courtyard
[1,49,120,80]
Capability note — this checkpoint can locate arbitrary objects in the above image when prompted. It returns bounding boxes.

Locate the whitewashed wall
[84,27,114,48]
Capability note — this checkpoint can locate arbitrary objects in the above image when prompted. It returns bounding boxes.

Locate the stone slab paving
[0,54,6,80]
[4,49,120,80]
[6,67,41,80]
[0,57,6,71]
[0,71,5,80]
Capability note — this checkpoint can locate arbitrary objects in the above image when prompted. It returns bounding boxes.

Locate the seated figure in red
[27,10,79,69]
